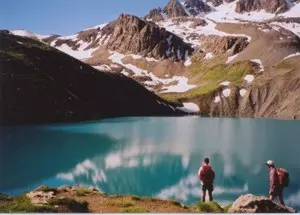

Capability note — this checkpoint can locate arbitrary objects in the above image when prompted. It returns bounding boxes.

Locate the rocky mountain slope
[0,30,185,125]
[7,0,300,120]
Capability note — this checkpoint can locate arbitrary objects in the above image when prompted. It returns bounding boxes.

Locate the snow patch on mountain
[283,52,300,60]
[54,41,98,60]
[220,81,231,86]
[84,23,108,31]
[244,74,255,83]
[270,22,300,37]
[239,88,247,97]
[282,2,300,17]
[251,59,265,72]
[177,103,200,113]
[93,65,112,71]
[222,88,231,97]
[108,51,196,93]
[158,18,251,49]
[11,30,50,39]
[205,1,275,23]
[226,53,239,63]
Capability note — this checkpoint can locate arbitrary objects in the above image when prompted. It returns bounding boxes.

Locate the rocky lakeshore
[0,185,296,213]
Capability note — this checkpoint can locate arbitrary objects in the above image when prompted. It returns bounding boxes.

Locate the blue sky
[0,0,168,36]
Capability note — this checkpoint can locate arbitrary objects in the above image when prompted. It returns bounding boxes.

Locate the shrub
[223,203,233,213]
[195,201,224,213]
[75,188,92,196]
[48,197,88,212]
[0,195,55,213]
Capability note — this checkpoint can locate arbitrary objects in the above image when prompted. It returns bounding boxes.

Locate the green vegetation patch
[159,61,254,103]
[194,201,224,213]
[48,197,88,212]
[38,185,57,193]
[120,206,149,213]
[75,187,93,196]
[0,50,26,60]
[0,195,55,213]
[223,203,233,213]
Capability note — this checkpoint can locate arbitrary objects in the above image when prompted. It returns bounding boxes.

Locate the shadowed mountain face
[0,31,183,125]
[236,0,289,13]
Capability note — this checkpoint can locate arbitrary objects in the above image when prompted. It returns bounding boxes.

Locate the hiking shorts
[202,184,214,192]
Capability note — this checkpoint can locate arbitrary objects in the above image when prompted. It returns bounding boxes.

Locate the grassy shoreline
[0,186,232,213]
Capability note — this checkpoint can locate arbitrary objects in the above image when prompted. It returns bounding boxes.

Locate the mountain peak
[183,0,212,15]
[163,0,188,18]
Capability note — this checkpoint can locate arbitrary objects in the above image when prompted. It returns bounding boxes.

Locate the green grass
[120,206,149,213]
[0,50,26,60]
[75,188,93,196]
[23,41,54,51]
[223,204,232,213]
[0,195,55,213]
[107,200,135,207]
[38,185,57,193]
[48,197,88,212]
[194,201,224,213]
[159,61,254,103]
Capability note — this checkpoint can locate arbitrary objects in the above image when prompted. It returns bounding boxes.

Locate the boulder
[26,191,55,205]
[34,185,49,192]
[57,185,72,193]
[229,194,296,213]
[88,187,100,192]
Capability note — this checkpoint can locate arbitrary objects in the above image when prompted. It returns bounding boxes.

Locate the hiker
[265,160,289,206]
[198,158,215,202]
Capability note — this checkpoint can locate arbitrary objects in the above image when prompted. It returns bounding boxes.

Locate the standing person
[198,158,215,202]
[265,160,289,206]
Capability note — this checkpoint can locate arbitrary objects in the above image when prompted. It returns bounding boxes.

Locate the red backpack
[200,165,215,184]
[277,168,290,187]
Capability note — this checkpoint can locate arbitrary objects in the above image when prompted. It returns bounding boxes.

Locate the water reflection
[1,117,300,209]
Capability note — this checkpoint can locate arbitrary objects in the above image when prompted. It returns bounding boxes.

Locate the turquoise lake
[1,117,300,209]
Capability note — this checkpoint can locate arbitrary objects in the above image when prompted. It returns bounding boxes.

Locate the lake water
[1,117,300,209]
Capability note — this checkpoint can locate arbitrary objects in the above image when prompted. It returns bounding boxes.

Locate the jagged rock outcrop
[104,14,193,60]
[26,191,55,205]
[183,0,212,15]
[207,0,234,7]
[235,0,289,14]
[172,17,207,26]
[144,8,165,22]
[163,0,188,18]
[228,194,296,213]
[197,35,249,55]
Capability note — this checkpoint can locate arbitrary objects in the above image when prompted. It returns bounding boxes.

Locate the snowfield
[270,22,300,37]
[11,30,50,39]
[205,1,275,23]
[282,2,300,18]
[177,103,200,113]
[108,51,196,93]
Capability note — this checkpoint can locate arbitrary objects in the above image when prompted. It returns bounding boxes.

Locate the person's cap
[265,160,275,166]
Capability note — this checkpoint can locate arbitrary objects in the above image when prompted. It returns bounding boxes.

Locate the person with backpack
[198,158,215,202]
[265,160,289,206]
